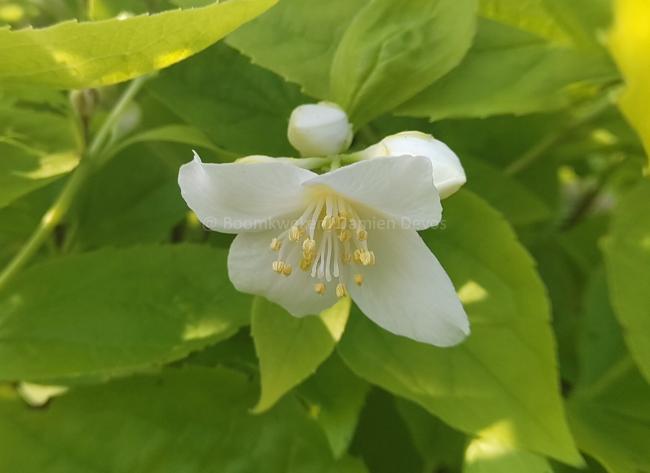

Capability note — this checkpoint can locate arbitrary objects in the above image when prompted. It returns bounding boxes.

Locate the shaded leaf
[0,366,338,472]
[0,244,250,381]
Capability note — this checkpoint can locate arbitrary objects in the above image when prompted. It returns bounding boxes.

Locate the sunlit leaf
[0,0,276,89]
[330,0,477,126]
[398,19,616,120]
[338,191,582,465]
[251,296,350,413]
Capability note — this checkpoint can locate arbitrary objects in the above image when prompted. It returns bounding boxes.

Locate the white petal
[348,226,469,346]
[377,131,466,199]
[287,102,353,157]
[228,230,339,315]
[304,156,441,230]
[178,153,316,233]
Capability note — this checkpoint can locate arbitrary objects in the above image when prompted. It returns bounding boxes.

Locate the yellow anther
[269,238,282,251]
[336,216,348,229]
[356,229,368,241]
[338,229,351,242]
[359,250,376,266]
[272,260,285,273]
[321,215,335,230]
[354,274,364,286]
[300,257,313,271]
[336,283,348,298]
[281,263,293,276]
[289,225,303,241]
[302,238,316,253]
[342,253,352,264]
[314,283,326,295]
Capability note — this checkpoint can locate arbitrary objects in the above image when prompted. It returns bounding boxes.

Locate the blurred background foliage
[0,0,649,472]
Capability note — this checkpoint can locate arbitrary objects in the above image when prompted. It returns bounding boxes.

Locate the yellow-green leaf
[251,296,351,413]
[0,0,276,89]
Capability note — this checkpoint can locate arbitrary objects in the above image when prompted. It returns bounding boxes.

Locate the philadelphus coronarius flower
[178,103,470,347]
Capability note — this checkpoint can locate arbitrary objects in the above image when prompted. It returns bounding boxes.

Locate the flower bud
[287,102,353,157]
[367,131,466,199]
[236,155,277,164]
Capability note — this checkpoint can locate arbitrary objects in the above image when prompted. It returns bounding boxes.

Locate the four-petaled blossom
[178,152,470,346]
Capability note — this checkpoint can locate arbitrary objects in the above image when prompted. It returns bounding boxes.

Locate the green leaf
[463,155,551,225]
[338,190,582,465]
[543,0,612,49]
[0,366,338,472]
[148,43,306,156]
[103,124,233,162]
[298,354,369,458]
[351,389,424,473]
[330,0,477,126]
[251,296,350,413]
[567,270,650,473]
[602,181,650,382]
[464,437,553,473]
[398,19,615,121]
[228,0,367,99]
[395,399,466,472]
[478,0,572,44]
[0,244,251,382]
[0,0,276,89]
[0,143,78,208]
[73,145,187,249]
[0,103,78,208]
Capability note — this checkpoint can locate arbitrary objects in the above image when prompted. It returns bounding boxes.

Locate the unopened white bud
[287,102,353,157]
[366,131,466,199]
[235,155,277,164]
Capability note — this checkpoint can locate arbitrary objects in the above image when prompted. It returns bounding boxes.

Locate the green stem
[92,75,149,164]
[0,76,149,291]
[505,96,614,176]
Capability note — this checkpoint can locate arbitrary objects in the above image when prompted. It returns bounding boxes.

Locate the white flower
[363,131,466,199]
[287,102,353,157]
[178,152,470,346]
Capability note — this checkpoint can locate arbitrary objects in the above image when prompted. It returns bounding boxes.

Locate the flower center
[269,194,375,297]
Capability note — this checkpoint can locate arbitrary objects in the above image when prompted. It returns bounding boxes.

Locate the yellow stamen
[272,260,284,273]
[300,257,312,271]
[314,283,326,295]
[321,215,335,230]
[302,238,316,253]
[289,225,303,241]
[342,253,352,264]
[353,249,362,264]
[281,263,293,276]
[354,274,364,286]
[357,229,368,241]
[359,250,375,266]
[336,283,348,298]
[339,229,351,242]
[270,238,282,251]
